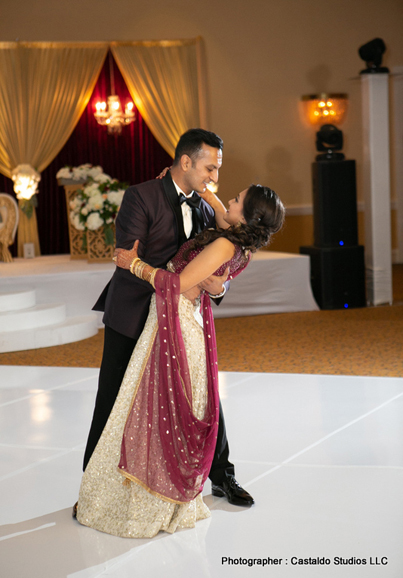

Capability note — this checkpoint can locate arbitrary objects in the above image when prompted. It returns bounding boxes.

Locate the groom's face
[183,144,222,194]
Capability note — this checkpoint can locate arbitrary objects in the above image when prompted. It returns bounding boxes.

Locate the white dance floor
[1,366,402,577]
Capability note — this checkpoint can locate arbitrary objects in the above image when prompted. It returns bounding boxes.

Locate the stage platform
[0,250,318,323]
[0,255,114,330]
[0,251,318,329]
[213,250,319,318]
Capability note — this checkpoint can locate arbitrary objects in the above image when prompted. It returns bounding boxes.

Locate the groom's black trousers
[83,325,235,484]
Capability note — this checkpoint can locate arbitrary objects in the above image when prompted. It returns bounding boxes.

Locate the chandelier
[94,53,135,135]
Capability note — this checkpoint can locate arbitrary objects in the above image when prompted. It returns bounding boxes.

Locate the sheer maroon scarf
[118,270,220,503]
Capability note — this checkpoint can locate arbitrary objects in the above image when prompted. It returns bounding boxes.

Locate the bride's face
[223,189,248,226]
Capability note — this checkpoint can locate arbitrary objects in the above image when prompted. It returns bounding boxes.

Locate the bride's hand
[197,188,216,206]
[156,166,171,179]
[113,240,139,270]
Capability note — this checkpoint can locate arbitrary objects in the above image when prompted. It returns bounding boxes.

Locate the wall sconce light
[301,93,348,161]
[301,93,348,126]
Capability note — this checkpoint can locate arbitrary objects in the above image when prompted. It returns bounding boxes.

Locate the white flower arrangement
[66,167,127,247]
[56,163,105,182]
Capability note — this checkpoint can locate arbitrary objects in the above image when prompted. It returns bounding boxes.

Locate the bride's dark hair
[185,184,285,257]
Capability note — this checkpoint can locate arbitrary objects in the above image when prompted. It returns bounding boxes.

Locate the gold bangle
[129,257,140,275]
[149,268,159,288]
[133,261,141,277]
[131,258,157,284]
[134,260,147,280]
[144,268,153,283]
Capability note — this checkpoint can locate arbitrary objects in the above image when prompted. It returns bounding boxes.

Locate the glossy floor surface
[0,366,402,577]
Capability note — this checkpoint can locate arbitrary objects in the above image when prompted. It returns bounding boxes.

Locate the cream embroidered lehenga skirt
[76,295,211,538]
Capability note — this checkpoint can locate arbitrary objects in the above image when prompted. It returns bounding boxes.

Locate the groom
[82,128,254,508]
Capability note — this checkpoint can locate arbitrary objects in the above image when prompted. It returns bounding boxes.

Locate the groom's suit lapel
[162,172,187,248]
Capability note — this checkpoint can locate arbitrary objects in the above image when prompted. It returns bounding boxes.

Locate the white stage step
[0,287,36,312]
[0,314,99,353]
[0,286,98,352]
[1,303,67,332]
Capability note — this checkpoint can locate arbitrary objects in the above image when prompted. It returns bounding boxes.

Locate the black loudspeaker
[300,245,366,309]
[312,160,358,247]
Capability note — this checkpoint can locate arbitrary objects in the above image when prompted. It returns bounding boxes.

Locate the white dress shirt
[172,179,194,239]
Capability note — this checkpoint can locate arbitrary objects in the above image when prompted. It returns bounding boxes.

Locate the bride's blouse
[168,239,250,280]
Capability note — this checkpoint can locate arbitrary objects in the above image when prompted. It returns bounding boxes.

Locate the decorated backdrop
[0,53,173,256]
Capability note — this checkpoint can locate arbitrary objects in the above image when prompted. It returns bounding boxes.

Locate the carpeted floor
[2,264,403,377]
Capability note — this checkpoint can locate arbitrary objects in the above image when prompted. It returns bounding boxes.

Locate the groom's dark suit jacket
[93,172,217,340]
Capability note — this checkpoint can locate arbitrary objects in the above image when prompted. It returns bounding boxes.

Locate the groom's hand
[199,267,229,296]
[183,286,201,304]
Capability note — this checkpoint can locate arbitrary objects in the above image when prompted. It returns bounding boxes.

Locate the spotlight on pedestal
[358,38,389,75]
[315,124,345,162]
[299,94,366,309]
[301,93,348,161]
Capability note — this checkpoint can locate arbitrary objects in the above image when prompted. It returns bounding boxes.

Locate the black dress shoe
[211,474,254,506]
[72,502,78,518]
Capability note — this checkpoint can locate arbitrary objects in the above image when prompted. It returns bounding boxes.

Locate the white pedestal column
[392,67,403,264]
[361,73,393,305]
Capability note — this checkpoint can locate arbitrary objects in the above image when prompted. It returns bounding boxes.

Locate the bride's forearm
[133,260,201,296]
[178,237,234,293]
[212,198,229,229]
[200,191,229,229]
[121,238,233,294]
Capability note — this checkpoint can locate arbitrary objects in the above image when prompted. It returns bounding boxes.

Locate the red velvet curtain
[1,52,173,256]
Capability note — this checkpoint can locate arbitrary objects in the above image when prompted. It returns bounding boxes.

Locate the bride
[76,183,285,538]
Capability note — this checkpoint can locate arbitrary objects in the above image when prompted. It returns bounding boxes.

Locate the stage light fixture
[358,38,389,74]
[315,124,345,161]
[301,94,348,161]
[299,88,365,309]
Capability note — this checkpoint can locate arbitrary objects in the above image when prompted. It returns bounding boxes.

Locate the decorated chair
[0,193,19,262]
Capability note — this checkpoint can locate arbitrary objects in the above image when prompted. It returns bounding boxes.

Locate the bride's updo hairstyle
[237,184,285,251]
[186,184,285,256]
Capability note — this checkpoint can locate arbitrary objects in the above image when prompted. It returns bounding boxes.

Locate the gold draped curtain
[0,42,108,256]
[112,38,206,158]
[0,39,206,257]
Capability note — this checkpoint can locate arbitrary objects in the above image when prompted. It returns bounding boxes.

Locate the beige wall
[1,0,402,252]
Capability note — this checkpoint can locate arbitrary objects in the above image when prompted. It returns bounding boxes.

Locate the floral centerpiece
[57,164,127,260]
[56,163,105,183]
[68,173,127,249]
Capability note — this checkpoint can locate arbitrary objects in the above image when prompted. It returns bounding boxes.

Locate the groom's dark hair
[173,128,223,165]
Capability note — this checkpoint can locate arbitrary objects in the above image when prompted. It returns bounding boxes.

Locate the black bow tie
[179,193,202,209]
[179,193,203,237]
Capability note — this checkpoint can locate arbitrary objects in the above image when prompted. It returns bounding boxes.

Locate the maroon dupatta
[118,270,220,503]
